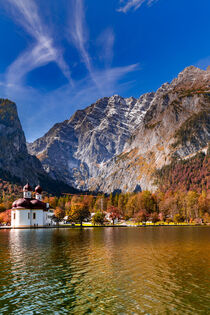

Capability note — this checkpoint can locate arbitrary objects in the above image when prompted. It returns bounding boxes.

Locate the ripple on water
[0,227,209,314]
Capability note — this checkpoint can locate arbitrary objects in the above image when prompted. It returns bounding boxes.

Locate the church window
[33,213,36,219]
[13,213,16,220]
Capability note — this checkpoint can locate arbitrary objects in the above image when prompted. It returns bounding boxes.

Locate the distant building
[11,184,55,228]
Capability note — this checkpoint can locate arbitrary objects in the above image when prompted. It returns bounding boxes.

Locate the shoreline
[0,224,209,230]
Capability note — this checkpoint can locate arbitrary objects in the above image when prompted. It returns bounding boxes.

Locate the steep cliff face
[0,99,78,194]
[0,99,43,185]
[28,66,210,193]
[28,93,154,189]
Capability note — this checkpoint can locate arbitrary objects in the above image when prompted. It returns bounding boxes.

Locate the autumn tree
[64,201,71,216]
[134,210,148,224]
[107,206,121,224]
[150,212,159,223]
[198,191,210,217]
[186,191,199,220]
[69,196,90,226]
[107,193,114,209]
[174,213,185,223]
[92,211,106,225]
[49,196,58,209]
[118,194,127,217]
[125,194,138,218]
[0,209,11,225]
[83,195,96,212]
[94,195,107,212]
[54,207,65,222]
[138,191,157,213]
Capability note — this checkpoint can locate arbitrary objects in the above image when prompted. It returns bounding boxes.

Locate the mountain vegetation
[154,149,209,193]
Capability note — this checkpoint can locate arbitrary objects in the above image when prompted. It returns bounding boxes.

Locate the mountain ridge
[27,66,210,193]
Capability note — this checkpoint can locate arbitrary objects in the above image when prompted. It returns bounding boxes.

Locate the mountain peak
[0,98,20,128]
[27,66,210,193]
[171,65,210,92]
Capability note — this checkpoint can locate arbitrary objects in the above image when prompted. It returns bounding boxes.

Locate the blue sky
[0,0,209,142]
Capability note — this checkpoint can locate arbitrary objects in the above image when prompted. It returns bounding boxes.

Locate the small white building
[11,184,55,228]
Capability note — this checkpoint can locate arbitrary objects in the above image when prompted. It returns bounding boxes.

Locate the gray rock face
[28,94,154,189]
[28,66,210,193]
[0,99,53,186]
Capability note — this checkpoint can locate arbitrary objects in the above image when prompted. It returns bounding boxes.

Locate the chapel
[11,184,54,227]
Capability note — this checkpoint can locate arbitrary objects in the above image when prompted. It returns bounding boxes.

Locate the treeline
[1,188,209,225]
[42,189,210,225]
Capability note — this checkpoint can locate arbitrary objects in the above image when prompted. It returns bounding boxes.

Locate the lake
[0,227,209,314]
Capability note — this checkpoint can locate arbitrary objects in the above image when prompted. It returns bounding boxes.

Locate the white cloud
[69,0,139,92]
[97,28,115,66]
[69,0,101,89]
[5,0,72,86]
[117,0,157,13]
[93,64,139,93]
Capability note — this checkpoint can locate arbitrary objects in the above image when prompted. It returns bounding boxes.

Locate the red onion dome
[35,185,42,194]
[30,199,46,210]
[12,198,31,209]
[23,183,32,192]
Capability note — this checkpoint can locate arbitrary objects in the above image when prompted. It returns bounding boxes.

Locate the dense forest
[154,151,209,193]
[0,149,209,225]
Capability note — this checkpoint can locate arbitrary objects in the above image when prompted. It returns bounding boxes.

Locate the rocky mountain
[28,66,210,193]
[0,99,78,195]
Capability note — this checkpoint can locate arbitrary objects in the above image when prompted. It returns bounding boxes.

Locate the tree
[134,210,148,224]
[158,212,166,222]
[198,191,210,217]
[138,191,157,213]
[203,212,210,224]
[107,206,121,225]
[107,193,114,209]
[69,198,90,226]
[174,214,185,223]
[83,195,96,212]
[94,196,106,212]
[150,212,159,224]
[186,191,199,219]
[92,212,106,225]
[125,194,138,218]
[49,196,58,209]
[64,201,71,215]
[0,209,11,225]
[0,203,6,212]
[54,207,65,221]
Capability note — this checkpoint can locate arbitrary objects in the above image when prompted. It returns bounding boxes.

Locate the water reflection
[0,227,209,314]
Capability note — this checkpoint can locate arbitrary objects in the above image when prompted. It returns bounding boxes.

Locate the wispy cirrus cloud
[0,0,140,141]
[70,0,97,85]
[97,28,115,67]
[117,0,157,13]
[5,0,72,86]
[69,0,139,91]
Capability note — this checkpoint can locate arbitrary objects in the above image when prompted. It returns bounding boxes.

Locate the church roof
[12,198,47,210]
[23,183,32,192]
[35,185,42,194]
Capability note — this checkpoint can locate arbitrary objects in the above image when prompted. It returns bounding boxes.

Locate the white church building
[11,183,55,228]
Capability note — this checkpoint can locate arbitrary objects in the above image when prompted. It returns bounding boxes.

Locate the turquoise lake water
[0,227,209,314]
